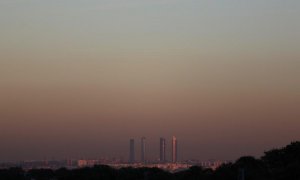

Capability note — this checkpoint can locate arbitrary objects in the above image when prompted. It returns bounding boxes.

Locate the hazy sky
[0,0,300,162]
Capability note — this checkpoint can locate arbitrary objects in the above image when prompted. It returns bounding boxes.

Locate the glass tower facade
[172,136,177,163]
[129,139,135,163]
[160,138,166,162]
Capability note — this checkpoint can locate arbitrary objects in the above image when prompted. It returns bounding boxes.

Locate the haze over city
[0,0,299,163]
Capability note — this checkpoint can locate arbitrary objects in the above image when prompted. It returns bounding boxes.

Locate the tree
[262,141,300,180]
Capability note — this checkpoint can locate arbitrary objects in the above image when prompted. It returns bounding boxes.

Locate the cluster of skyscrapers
[129,136,178,163]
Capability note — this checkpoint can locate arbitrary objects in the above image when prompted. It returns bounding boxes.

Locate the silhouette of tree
[174,166,213,180]
[0,167,27,180]
[28,169,54,180]
[213,163,236,180]
[262,141,300,180]
[234,156,269,180]
[55,167,71,180]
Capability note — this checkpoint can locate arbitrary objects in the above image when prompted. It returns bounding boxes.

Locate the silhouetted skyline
[0,1,299,162]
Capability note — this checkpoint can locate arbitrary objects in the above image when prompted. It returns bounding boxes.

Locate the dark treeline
[1,141,300,180]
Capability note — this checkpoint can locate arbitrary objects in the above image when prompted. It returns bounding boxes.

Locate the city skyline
[129,136,177,163]
[0,0,300,162]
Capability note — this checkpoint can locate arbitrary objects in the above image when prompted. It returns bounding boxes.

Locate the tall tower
[129,139,135,163]
[159,138,166,163]
[141,137,146,163]
[172,136,177,163]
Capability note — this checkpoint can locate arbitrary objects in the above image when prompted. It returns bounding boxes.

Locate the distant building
[172,136,177,163]
[141,137,146,163]
[77,159,100,167]
[160,138,166,162]
[77,160,88,167]
[129,139,135,163]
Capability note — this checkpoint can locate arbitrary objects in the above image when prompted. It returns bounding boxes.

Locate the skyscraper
[172,136,177,163]
[129,139,135,163]
[141,137,146,163]
[159,138,166,163]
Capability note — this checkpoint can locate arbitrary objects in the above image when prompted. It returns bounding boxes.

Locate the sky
[0,0,300,162]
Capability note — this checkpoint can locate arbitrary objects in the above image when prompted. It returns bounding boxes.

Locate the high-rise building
[159,138,166,162]
[141,137,146,163]
[172,136,177,163]
[129,139,135,163]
